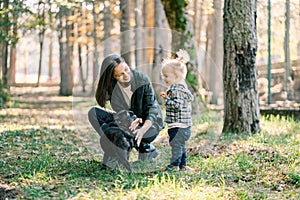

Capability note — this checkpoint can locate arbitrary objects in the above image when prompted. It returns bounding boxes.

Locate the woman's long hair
[95,54,124,107]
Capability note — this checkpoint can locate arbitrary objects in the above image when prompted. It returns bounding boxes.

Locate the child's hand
[160,91,168,98]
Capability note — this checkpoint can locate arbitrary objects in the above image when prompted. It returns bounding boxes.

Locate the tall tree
[48,0,54,81]
[58,5,74,96]
[284,0,291,98]
[161,0,187,53]
[162,0,202,113]
[103,0,112,56]
[91,1,99,94]
[0,0,9,85]
[36,0,46,86]
[209,0,223,104]
[142,0,154,75]
[77,3,86,92]
[153,0,169,96]
[8,7,17,84]
[134,0,143,69]
[223,0,260,133]
[120,0,131,66]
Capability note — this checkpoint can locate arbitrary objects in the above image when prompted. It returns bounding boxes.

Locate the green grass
[0,101,299,200]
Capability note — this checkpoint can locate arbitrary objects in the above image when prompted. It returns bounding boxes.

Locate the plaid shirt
[164,83,194,126]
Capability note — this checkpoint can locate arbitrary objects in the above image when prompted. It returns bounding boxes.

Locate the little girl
[160,50,194,172]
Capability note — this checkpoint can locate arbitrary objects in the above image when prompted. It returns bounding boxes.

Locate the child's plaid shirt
[164,83,194,126]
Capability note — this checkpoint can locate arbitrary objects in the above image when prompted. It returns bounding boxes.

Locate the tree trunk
[209,0,223,104]
[48,32,53,80]
[134,0,143,69]
[91,2,99,94]
[203,14,213,92]
[78,44,86,92]
[103,1,112,56]
[284,0,291,98]
[120,0,131,66]
[223,0,260,134]
[37,38,44,86]
[143,0,154,75]
[9,45,16,84]
[193,0,198,43]
[85,44,89,82]
[1,0,9,85]
[153,0,169,98]
[48,0,53,81]
[196,0,204,45]
[58,9,74,96]
[37,2,46,87]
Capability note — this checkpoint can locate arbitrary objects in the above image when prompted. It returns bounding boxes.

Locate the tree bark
[120,0,131,66]
[153,0,169,98]
[103,1,112,56]
[37,1,46,86]
[284,0,291,98]
[223,0,260,134]
[37,38,44,86]
[9,45,16,84]
[78,44,86,92]
[58,8,74,96]
[91,2,99,94]
[134,0,143,69]
[209,0,223,104]
[48,32,53,80]
[143,0,154,75]
[1,0,9,85]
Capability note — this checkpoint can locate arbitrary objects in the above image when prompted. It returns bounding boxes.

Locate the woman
[88,54,163,168]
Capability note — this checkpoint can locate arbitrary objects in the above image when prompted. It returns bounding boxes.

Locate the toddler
[160,50,194,172]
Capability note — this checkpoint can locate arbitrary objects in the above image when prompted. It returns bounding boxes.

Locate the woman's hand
[133,128,146,147]
[129,118,143,132]
[160,91,168,98]
[133,119,152,147]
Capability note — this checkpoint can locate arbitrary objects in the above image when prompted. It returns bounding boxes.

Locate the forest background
[1,0,300,103]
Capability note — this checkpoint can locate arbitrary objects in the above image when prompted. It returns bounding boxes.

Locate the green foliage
[0,80,10,109]
[0,0,31,44]
[161,0,188,32]
[186,67,198,88]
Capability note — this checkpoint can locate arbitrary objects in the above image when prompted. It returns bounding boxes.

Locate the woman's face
[113,62,131,83]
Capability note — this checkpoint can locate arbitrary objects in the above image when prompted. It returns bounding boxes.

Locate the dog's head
[114,110,138,131]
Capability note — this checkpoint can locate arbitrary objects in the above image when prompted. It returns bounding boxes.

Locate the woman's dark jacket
[110,70,164,131]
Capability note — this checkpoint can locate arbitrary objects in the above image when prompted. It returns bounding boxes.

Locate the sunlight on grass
[70,174,238,200]
[1,102,299,199]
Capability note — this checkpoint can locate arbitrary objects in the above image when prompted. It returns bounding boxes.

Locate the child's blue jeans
[168,127,191,166]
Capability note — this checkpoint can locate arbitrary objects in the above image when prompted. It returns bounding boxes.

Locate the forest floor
[0,86,299,199]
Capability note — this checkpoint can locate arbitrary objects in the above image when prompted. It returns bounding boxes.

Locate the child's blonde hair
[161,58,187,79]
[161,49,190,79]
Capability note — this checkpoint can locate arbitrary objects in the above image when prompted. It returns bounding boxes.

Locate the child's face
[161,67,180,86]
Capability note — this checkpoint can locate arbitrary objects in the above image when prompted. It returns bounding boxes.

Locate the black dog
[114,110,139,133]
[100,122,135,173]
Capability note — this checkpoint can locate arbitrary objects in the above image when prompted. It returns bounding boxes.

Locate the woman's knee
[88,107,97,123]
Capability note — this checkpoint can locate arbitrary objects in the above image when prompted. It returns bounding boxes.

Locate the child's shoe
[166,164,180,172]
[179,165,195,172]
